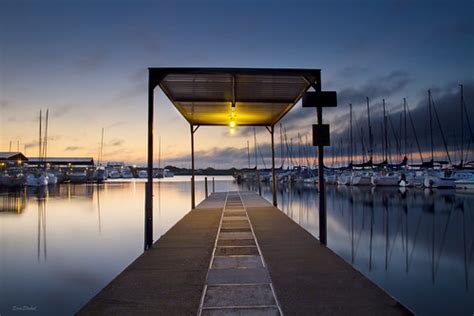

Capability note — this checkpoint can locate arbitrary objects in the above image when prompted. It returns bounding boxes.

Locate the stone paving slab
[203,284,276,308]
[219,232,254,240]
[217,239,256,246]
[215,246,259,256]
[212,256,263,269]
[220,227,252,233]
[207,268,271,285]
[201,307,280,316]
[222,216,248,221]
[221,220,250,228]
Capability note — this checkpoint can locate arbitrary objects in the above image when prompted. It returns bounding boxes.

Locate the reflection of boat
[138,170,148,178]
[455,177,474,190]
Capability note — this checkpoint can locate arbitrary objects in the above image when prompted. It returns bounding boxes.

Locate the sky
[0,0,473,168]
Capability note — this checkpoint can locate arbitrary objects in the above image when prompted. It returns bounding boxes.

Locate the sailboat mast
[100,127,104,165]
[366,97,374,161]
[460,84,464,166]
[39,110,42,164]
[350,103,353,165]
[158,136,161,170]
[253,128,258,169]
[247,140,250,169]
[428,90,434,161]
[383,99,388,162]
[403,98,408,158]
[43,109,49,169]
[280,124,284,167]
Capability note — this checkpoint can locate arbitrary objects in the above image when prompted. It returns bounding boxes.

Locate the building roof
[27,157,95,165]
[150,67,320,126]
[0,152,28,161]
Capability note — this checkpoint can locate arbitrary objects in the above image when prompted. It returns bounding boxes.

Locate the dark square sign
[313,124,330,146]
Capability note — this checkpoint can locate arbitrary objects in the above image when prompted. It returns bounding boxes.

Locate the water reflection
[256,184,474,316]
[0,176,238,315]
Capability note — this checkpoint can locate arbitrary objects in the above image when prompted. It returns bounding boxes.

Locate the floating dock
[78,191,411,315]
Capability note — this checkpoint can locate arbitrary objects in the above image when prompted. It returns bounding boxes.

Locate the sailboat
[351,97,374,186]
[26,110,49,187]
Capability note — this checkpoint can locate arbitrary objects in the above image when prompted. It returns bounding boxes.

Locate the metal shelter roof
[150,68,320,126]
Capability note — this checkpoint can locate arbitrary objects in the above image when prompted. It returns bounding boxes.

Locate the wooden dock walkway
[78,191,411,315]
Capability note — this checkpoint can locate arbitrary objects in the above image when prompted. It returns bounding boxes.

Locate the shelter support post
[145,73,154,250]
[191,124,196,209]
[270,125,277,206]
[205,177,208,198]
[316,81,327,246]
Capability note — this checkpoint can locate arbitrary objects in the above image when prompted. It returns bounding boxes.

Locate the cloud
[65,146,83,151]
[51,105,74,118]
[108,139,124,147]
[0,99,11,109]
[337,70,411,106]
[74,50,108,71]
[326,79,474,163]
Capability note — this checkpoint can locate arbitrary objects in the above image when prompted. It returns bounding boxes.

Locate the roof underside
[153,68,320,126]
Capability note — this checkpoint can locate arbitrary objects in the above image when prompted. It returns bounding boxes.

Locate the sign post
[302,90,337,245]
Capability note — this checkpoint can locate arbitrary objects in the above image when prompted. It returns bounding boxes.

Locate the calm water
[1,177,473,315]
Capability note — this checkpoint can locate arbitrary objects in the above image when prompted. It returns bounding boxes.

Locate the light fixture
[229,104,236,130]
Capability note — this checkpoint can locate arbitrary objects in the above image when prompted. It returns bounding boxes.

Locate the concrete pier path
[78,191,411,315]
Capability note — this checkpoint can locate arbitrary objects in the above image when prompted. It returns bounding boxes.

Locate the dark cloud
[0,99,11,109]
[65,146,83,151]
[336,65,370,79]
[337,70,411,106]
[328,79,474,163]
[51,105,73,118]
[108,139,124,147]
[74,50,108,71]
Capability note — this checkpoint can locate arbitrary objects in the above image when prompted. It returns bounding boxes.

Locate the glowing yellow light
[229,120,236,128]
[229,127,236,134]
[17,159,22,165]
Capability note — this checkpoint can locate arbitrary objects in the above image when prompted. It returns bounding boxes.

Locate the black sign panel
[302,91,337,108]
[312,124,330,146]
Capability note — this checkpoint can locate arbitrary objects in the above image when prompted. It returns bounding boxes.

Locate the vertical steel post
[212,177,215,193]
[145,71,154,250]
[191,124,196,209]
[316,77,327,245]
[271,125,277,206]
[205,177,208,198]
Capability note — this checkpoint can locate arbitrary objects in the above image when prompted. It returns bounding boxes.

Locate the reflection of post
[97,184,102,234]
[351,196,354,264]
[431,202,435,284]
[461,200,469,291]
[369,197,374,271]
[37,192,48,262]
[404,203,409,274]
[384,196,389,271]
